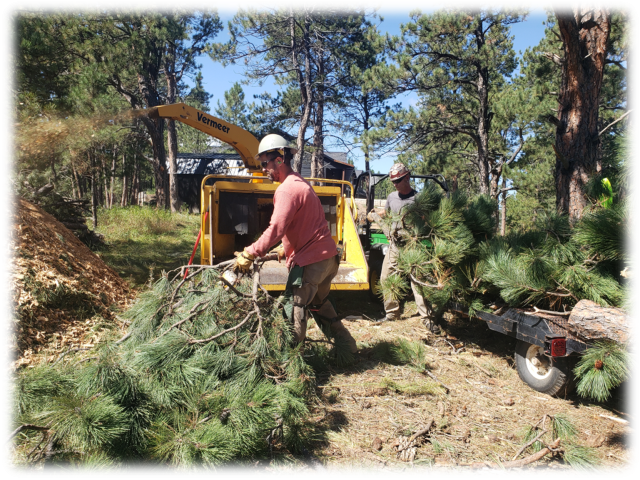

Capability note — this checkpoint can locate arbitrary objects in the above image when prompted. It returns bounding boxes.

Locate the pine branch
[410,273,444,289]
[188,306,258,345]
[52,347,91,366]
[156,299,211,340]
[512,429,548,460]
[599,110,631,136]
[9,424,50,441]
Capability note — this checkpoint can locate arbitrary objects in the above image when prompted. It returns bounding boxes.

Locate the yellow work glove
[270,245,285,263]
[233,249,255,273]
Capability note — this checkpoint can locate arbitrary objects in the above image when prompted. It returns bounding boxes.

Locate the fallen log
[568,299,629,344]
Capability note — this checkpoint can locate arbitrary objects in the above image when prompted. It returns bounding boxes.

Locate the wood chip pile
[10,197,134,369]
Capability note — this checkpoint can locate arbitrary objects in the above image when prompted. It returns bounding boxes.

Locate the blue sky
[192,9,549,173]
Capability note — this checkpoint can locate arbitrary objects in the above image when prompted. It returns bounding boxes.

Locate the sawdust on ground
[10,197,135,369]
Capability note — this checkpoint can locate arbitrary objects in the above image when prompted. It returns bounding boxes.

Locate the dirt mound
[10,197,135,368]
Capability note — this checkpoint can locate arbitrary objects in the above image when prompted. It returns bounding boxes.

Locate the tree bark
[500,178,507,236]
[89,151,98,229]
[135,66,169,208]
[363,93,371,173]
[555,8,610,223]
[100,148,109,208]
[121,152,128,207]
[291,11,313,173]
[474,18,491,196]
[139,112,168,208]
[310,55,325,182]
[627,47,638,125]
[476,67,491,196]
[164,42,181,213]
[131,152,140,206]
[568,299,629,344]
[109,146,117,209]
[70,158,82,199]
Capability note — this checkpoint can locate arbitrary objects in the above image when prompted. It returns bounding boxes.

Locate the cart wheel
[369,267,382,303]
[514,340,574,397]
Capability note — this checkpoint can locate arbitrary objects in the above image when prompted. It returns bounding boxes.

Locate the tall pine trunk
[70,158,82,199]
[90,151,98,229]
[476,66,491,196]
[131,153,140,206]
[363,93,371,173]
[555,8,610,223]
[500,178,507,236]
[121,152,128,207]
[100,149,109,208]
[291,11,313,173]
[310,59,325,182]
[137,72,169,209]
[165,43,180,213]
[109,147,117,209]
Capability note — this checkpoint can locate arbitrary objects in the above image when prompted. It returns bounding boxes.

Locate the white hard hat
[255,134,297,160]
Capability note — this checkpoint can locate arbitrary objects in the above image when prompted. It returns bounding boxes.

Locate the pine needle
[574,341,628,401]
[562,443,599,469]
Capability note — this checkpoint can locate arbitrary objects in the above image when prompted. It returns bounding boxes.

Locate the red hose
[184,211,209,279]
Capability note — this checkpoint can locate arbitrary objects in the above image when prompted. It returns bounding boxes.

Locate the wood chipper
[148,102,368,292]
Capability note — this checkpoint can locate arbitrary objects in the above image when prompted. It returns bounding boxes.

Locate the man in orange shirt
[234,134,357,353]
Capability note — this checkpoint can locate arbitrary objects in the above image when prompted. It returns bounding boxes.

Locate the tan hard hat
[255,134,298,160]
[389,162,410,181]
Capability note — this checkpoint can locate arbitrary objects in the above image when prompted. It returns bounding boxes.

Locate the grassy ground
[92,205,201,287]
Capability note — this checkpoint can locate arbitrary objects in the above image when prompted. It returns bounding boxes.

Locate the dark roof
[175,151,353,178]
[174,153,248,176]
[325,152,350,165]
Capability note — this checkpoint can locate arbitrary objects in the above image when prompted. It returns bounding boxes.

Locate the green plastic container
[370,233,433,247]
[370,233,389,245]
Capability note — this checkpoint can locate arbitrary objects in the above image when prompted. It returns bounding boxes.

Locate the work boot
[329,320,358,354]
[373,315,394,324]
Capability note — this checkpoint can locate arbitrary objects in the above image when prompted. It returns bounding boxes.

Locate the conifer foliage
[13,264,344,467]
[381,184,626,315]
[378,180,628,402]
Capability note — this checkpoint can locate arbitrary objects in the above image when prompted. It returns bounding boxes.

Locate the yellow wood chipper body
[149,103,369,292]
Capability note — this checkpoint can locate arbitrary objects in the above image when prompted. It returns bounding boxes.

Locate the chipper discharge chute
[149,102,369,292]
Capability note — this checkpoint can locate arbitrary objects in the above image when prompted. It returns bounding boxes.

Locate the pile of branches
[376,182,629,401]
[12,259,346,467]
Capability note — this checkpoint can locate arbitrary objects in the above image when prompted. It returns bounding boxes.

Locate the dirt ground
[304,293,630,470]
[10,197,134,369]
[9,198,631,470]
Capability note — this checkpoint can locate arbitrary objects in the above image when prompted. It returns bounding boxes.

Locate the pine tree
[366,9,526,197]
[214,82,262,141]
[177,71,214,154]
[12,264,351,466]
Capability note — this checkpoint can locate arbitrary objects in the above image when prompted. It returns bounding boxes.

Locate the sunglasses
[260,155,282,169]
[391,176,405,184]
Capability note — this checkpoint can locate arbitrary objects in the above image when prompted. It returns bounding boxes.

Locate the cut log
[568,299,629,344]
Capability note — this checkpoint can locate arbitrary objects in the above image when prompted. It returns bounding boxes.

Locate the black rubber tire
[514,340,574,397]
